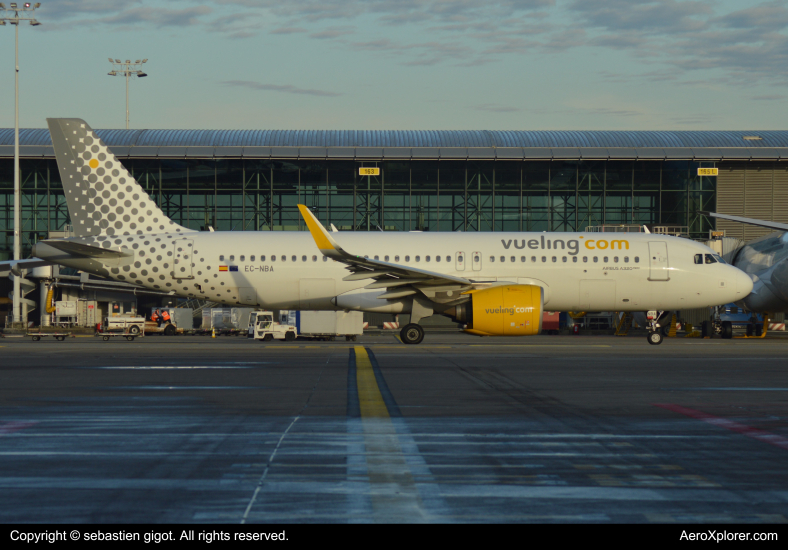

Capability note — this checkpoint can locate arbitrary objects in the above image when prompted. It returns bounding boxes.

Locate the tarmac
[1,331,787,523]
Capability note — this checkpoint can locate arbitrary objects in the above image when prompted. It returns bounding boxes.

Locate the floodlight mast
[107,58,148,129]
[1,1,41,326]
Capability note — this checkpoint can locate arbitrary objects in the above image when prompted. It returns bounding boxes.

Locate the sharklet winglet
[297,204,344,257]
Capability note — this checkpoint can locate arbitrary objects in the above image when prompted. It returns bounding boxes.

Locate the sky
[0,0,786,131]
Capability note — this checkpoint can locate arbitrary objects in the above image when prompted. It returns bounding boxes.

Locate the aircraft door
[472,251,482,271]
[456,251,466,271]
[172,239,194,279]
[648,241,670,281]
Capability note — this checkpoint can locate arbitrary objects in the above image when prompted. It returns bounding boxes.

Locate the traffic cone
[211,328,215,338]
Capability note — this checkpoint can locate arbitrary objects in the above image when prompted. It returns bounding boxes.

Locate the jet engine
[446,284,543,336]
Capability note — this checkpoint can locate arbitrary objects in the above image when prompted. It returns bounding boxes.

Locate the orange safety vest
[161,310,171,322]
[151,312,159,321]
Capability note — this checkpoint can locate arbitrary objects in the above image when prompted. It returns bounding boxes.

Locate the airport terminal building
[3,128,788,262]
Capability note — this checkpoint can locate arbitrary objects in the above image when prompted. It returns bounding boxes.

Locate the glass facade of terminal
[0,158,717,259]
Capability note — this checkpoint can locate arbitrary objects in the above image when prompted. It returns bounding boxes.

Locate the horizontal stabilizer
[40,239,132,259]
[0,258,52,275]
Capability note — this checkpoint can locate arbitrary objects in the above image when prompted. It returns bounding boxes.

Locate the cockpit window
[704,254,717,264]
[694,254,703,265]
[713,254,727,264]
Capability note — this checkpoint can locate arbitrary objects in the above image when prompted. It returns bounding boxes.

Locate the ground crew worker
[151,309,162,327]
[161,309,171,325]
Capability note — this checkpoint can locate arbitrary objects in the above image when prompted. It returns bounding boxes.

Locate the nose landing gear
[646,310,668,345]
[647,331,664,345]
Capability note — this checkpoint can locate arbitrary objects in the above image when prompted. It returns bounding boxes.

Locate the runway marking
[674,387,788,391]
[108,386,264,390]
[346,347,449,522]
[469,344,612,348]
[88,364,275,369]
[241,416,300,524]
[0,421,36,436]
[655,403,788,451]
[354,346,423,520]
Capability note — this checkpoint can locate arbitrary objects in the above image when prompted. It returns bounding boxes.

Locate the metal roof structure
[3,128,788,160]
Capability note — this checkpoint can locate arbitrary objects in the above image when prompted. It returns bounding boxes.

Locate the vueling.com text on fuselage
[501,237,629,255]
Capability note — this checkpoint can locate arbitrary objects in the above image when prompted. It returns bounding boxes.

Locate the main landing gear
[400,323,425,345]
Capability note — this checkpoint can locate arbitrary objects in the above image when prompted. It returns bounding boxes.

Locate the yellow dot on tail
[89,159,99,169]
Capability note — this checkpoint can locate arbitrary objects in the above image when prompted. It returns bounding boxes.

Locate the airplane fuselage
[34,230,752,313]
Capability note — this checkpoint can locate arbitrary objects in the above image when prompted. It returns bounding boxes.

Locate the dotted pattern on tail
[48,118,195,238]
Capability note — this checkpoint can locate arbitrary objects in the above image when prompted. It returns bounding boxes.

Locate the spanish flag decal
[219,266,228,272]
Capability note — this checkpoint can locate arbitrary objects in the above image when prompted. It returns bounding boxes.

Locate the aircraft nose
[733,267,754,297]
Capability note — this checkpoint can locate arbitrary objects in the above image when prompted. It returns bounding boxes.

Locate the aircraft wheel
[721,321,733,339]
[284,331,296,341]
[400,323,425,345]
[647,331,663,346]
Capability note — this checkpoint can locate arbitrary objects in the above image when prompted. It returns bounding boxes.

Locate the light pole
[1,2,41,326]
[108,58,147,129]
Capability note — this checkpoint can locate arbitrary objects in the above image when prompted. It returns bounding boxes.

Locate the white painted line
[241,416,300,524]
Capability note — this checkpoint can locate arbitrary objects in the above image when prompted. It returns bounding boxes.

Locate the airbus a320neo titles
[2,119,754,345]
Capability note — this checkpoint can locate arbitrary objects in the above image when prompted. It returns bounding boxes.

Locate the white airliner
[703,211,788,313]
[2,119,754,345]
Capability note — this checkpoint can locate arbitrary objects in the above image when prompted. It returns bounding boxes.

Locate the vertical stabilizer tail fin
[47,118,193,238]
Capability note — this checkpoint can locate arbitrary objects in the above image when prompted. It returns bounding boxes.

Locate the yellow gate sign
[359,167,380,176]
[697,168,718,176]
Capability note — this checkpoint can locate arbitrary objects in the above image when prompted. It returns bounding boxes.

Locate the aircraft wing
[297,204,473,301]
[701,211,788,232]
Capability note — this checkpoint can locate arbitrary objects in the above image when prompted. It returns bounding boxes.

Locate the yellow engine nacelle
[454,285,543,336]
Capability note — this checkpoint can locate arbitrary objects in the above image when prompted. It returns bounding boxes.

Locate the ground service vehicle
[252,311,297,341]
[103,315,146,335]
[279,310,363,341]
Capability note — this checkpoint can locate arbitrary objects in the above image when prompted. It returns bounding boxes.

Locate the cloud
[568,0,788,83]
[474,104,521,113]
[97,6,212,27]
[222,80,342,97]
[751,94,786,101]
[309,26,355,39]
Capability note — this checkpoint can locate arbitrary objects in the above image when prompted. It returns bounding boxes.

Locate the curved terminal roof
[3,128,788,160]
